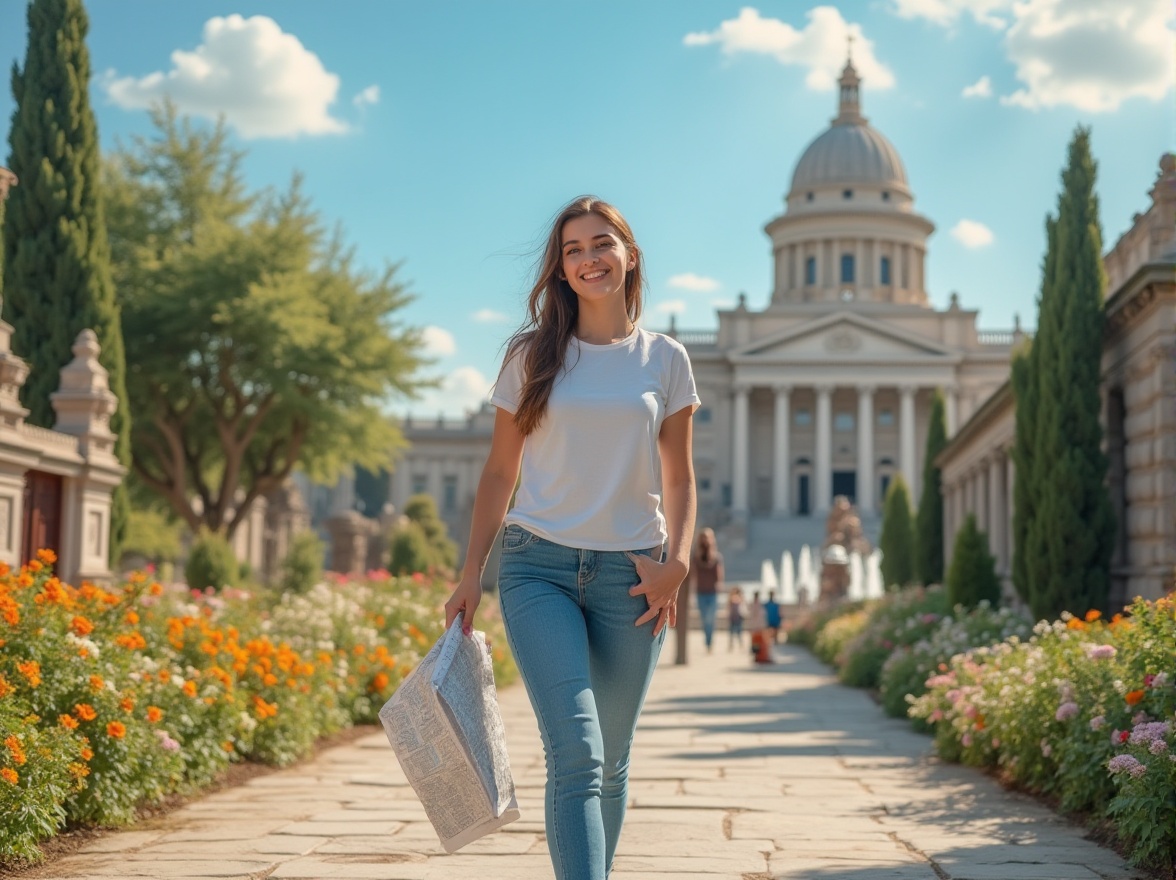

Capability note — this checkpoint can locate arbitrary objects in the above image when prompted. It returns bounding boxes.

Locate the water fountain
[759,558,778,593]
[848,551,865,601]
[779,550,797,604]
[865,549,884,598]
[797,545,814,605]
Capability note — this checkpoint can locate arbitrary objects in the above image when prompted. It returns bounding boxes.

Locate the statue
[818,495,871,605]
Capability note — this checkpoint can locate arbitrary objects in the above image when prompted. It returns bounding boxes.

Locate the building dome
[791,124,907,192]
[787,59,909,198]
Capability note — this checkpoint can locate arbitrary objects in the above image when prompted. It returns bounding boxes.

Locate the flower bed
[0,554,516,861]
[909,599,1175,871]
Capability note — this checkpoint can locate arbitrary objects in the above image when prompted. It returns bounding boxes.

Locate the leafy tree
[946,514,1001,610]
[184,529,239,590]
[104,106,429,538]
[915,390,947,585]
[878,475,916,589]
[1017,128,1115,620]
[402,493,457,570]
[2,0,130,555]
[122,507,182,563]
[280,531,325,594]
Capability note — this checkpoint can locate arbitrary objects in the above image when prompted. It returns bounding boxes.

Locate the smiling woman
[443,196,700,879]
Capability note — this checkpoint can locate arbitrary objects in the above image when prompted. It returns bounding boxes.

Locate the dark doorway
[880,474,892,503]
[832,471,857,504]
[22,471,63,565]
[797,474,811,516]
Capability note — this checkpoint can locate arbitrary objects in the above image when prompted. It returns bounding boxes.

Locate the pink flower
[1149,740,1169,756]
[1055,702,1080,722]
[1086,644,1116,660]
[1040,739,1053,758]
[154,729,180,752]
[1090,715,1106,731]
[962,733,973,747]
[1129,721,1171,747]
[930,709,944,722]
[921,613,940,625]
[1108,754,1146,778]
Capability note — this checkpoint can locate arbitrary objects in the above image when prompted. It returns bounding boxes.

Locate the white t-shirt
[491,327,700,551]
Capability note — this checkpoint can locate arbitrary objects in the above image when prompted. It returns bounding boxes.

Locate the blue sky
[1,1,1172,417]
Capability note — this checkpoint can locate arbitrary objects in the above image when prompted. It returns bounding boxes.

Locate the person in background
[763,589,782,644]
[444,195,700,880]
[747,592,772,664]
[726,584,745,651]
[689,528,723,653]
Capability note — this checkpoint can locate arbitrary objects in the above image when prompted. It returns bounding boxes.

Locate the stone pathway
[24,635,1146,880]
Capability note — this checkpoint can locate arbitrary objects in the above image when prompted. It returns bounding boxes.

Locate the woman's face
[560,213,634,307]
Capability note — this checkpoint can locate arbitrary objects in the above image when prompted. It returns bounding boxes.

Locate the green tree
[915,389,947,585]
[402,493,457,569]
[1018,128,1115,620]
[878,475,916,589]
[1010,339,1038,606]
[2,0,131,556]
[104,106,429,538]
[946,514,1001,610]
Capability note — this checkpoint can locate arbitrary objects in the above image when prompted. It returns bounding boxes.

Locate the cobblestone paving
[25,635,1146,880]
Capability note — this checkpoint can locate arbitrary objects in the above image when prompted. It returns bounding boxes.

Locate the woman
[689,528,723,652]
[444,196,699,880]
[727,584,745,651]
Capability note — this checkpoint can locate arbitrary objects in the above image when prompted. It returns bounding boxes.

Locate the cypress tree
[946,514,1000,610]
[3,0,130,557]
[1025,127,1114,620]
[1010,337,1040,607]
[878,474,916,589]
[915,389,947,585]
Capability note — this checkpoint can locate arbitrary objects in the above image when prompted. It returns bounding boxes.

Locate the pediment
[729,312,955,361]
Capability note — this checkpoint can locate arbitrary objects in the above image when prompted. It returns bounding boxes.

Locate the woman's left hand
[627,553,689,636]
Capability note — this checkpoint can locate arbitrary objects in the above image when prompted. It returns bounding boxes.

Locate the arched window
[840,254,855,284]
[805,256,817,285]
[880,256,892,286]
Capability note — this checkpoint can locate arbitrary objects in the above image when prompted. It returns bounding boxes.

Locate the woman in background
[689,528,723,652]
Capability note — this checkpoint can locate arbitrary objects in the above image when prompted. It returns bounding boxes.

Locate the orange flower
[35,548,56,566]
[1,767,18,785]
[80,746,94,761]
[222,741,235,753]
[120,697,135,713]
[89,674,105,692]
[74,703,97,722]
[263,673,278,687]
[114,631,147,651]
[149,582,163,596]
[146,706,163,723]
[368,672,390,693]
[105,721,126,739]
[71,616,94,636]
[59,714,79,730]
[1125,689,1146,706]
[182,680,198,698]
[0,594,18,626]
[5,735,27,765]
[68,762,90,780]
[158,669,171,683]
[124,610,140,625]
[1066,618,1087,631]
[0,676,12,699]
[26,560,42,573]
[1084,609,1101,622]
[16,660,41,688]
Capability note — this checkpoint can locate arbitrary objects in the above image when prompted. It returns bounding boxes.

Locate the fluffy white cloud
[421,325,456,357]
[352,84,380,108]
[711,299,736,310]
[403,367,494,419]
[962,75,993,98]
[668,272,721,293]
[890,0,1010,28]
[471,308,509,323]
[655,300,688,316]
[951,219,995,248]
[1000,0,1174,112]
[684,6,895,91]
[890,0,1175,112]
[103,15,348,138]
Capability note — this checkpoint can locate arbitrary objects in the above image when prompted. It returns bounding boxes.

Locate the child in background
[726,585,744,651]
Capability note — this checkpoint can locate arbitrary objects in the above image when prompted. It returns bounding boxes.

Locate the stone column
[945,384,959,437]
[856,384,875,514]
[815,384,833,513]
[942,484,954,569]
[772,385,791,516]
[899,385,917,495]
[988,453,1006,574]
[975,467,988,536]
[1005,455,1016,578]
[732,384,750,515]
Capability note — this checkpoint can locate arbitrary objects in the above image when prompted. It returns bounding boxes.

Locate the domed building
[678,56,1018,568]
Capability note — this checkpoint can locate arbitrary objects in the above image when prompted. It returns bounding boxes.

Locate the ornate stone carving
[818,495,872,605]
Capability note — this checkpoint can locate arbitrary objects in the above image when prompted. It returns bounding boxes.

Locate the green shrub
[122,507,182,564]
[946,515,1001,610]
[837,586,950,689]
[280,531,325,594]
[879,476,916,588]
[813,610,869,666]
[184,530,240,591]
[402,494,457,570]
[387,520,434,576]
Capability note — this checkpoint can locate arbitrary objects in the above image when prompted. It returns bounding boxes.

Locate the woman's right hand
[444,573,483,636]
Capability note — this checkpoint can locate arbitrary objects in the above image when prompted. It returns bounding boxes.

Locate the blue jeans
[497,525,665,880]
[695,591,718,647]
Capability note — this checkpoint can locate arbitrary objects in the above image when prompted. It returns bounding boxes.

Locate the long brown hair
[504,196,645,436]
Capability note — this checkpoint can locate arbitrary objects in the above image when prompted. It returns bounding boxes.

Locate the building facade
[939,154,1176,605]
